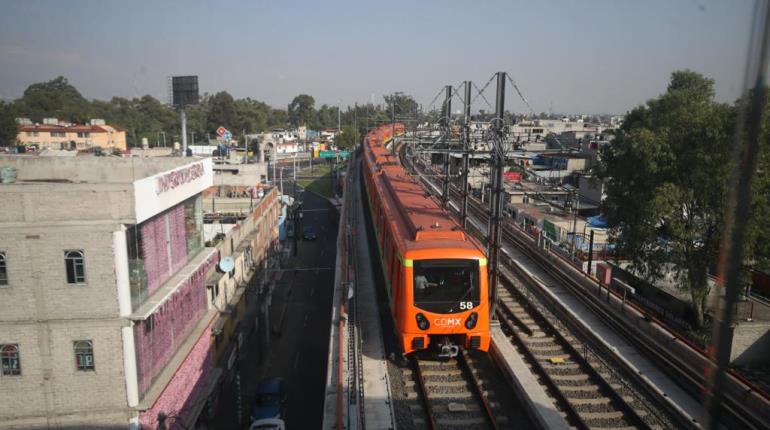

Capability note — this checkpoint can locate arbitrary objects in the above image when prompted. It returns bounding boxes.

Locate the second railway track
[496,277,667,429]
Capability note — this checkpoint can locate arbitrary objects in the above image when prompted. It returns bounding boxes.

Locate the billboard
[171,75,199,107]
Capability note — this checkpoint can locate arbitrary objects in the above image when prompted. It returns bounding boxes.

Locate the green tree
[334,125,359,150]
[313,104,339,130]
[288,94,315,127]
[206,91,238,133]
[269,108,288,128]
[0,102,18,147]
[383,92,418,118]
[744,88,770,273]
[18,76,92,123]
[596,70,734,327]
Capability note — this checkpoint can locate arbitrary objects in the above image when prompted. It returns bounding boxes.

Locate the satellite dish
[219,257,235,273]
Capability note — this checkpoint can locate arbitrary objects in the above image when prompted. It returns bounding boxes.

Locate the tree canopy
[384,92,418,118]
[18,76,92,123]
[288,94,315,127]
[0,102,18,146]
[1,76,420,149]
[596,70,745,327]
[334,125,359,150]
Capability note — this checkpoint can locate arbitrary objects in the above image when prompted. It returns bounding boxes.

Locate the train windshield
[413,259,480,314]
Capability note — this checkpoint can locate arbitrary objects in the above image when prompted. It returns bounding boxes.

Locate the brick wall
[0,320,128,427]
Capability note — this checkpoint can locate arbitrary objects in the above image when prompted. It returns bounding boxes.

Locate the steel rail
[457,348,500,430]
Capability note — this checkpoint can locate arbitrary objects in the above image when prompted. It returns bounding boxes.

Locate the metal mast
[461,81,472,229]
[488,72,506,319]
[441,85,452,208]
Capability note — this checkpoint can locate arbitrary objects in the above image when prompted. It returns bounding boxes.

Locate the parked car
[249,418,285,430]
[251,377,287,422]
[302,226,317,241]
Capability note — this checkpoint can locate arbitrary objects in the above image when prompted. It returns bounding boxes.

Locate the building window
[0,251,7,286]
[50,131,66,138]
[77,132,90,138]
[26,131,39,137]
[1,344,20,376]
[74,340,95,371]
[64,250,86,284]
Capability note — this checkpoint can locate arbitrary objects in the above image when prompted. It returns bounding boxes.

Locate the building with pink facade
[0,155,231,429]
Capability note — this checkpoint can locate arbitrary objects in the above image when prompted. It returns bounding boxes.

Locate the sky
[0,0,759,114]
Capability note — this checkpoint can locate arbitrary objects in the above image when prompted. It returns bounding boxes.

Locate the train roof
[364,124,483,256]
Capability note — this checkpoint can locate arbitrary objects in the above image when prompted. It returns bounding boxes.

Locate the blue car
[251,377,287,422]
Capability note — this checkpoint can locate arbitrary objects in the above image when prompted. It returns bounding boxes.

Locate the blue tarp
[587,215,608,228]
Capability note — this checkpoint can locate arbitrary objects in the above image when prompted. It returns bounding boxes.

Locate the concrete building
[0,155,223,428]
[16,118,128,152]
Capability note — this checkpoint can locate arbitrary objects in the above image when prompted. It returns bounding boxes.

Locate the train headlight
[465,312,478,329]
[416,313,430,330]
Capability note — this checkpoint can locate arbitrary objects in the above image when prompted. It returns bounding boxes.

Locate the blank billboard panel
[172,76,199,107]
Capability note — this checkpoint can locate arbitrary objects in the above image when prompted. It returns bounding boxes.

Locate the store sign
[133,158,213,223]
[156,162,206,195]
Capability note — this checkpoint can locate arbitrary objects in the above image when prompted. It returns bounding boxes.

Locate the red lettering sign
[155,163,205,195]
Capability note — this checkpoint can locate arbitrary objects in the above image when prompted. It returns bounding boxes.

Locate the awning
[587,215,608,228]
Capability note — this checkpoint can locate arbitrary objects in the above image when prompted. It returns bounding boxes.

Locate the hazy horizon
[0,0,758,115]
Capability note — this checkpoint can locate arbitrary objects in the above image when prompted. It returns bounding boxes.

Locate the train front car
[402,248,490,357]
[362,123,490,358]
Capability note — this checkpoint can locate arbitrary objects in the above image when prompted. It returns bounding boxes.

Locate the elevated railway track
[401,149,770,430]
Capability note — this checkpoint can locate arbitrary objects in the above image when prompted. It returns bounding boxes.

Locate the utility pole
[391,94,396,154]
[441,85,452,208]
[461,81,472,228]
[272,145,277,188]
[180,110,187,156]
[488,72,506,319]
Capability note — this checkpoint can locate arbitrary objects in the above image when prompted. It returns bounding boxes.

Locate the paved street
[211,188,338,429]
[261,190,337,429]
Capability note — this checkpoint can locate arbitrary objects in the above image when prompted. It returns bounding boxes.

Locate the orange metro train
[361,123,490,357]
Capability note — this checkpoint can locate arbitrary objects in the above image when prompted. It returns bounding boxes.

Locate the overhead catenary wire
[471,74,497,109]
[506,73,536,115]
[427,87,448,113]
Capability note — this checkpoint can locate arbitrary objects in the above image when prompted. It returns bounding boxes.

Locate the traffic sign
[216,126,229,137]
[223,131,233,142]
[318,150,351,159]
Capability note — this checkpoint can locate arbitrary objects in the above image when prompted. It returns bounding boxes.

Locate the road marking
[310,287,315,297]
[303,315,309,327]
[293,352,300,369]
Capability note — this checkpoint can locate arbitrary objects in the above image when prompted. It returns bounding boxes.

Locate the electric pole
[441,85,452,209]
[461,81,472,229]
[488,72,506,320]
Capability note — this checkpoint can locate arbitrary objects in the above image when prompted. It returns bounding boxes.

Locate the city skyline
[0,0,758,114]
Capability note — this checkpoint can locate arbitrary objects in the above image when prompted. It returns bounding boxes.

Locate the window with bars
[64,250,86,284]
[0,251,7,286]
[1,344,20,376]
[74,340,95,371]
